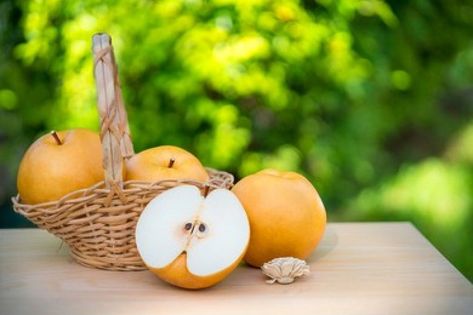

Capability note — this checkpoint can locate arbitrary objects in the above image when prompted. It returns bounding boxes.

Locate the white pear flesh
[186,188,250,276]
[135,185,250,286]
[136,185,201,268]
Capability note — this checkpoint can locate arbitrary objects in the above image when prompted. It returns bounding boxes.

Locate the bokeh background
[0,0,472,280]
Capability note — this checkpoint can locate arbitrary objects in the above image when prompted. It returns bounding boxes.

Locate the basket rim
[12,168,234,210]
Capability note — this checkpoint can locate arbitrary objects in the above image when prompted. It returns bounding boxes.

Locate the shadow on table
[308,227,338,263]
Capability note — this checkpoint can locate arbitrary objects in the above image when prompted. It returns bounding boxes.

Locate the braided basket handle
[92,33,134,189]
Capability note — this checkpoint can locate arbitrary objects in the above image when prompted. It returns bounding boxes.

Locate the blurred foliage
[0,0,472,280]
[349,158,473,278]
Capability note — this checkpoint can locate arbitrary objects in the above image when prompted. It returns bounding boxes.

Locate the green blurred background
[0,0,472,280]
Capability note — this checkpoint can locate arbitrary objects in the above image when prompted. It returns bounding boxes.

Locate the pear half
[135,185,250,289]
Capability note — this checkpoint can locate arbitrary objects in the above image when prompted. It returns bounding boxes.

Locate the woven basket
[11,33,234,271]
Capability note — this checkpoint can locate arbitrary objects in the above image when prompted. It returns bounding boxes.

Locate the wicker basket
[11,33,234,271]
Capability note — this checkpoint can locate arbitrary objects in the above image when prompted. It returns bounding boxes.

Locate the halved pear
[135,185,250,289]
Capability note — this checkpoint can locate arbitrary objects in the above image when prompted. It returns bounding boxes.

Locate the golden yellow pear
[135,186,250,289]
[126,145,209,182]
[17,129,104,204]
[232,169,326,267]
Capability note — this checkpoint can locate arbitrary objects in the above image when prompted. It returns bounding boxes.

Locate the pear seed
[184,222,192,231]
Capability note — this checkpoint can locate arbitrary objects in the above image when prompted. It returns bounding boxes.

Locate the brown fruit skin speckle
[126,145,208,182]
[232,169,326,267]
[17,129,104,204]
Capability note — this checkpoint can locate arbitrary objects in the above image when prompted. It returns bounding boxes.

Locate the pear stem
[50,131,62,145]
[203,185,210,197]
[168,158,176,168]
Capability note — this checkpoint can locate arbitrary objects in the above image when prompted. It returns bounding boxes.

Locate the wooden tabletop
[0,223,472,315]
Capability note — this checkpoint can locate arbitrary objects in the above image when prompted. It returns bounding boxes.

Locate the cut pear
[135,185,202,269]
[135,185,250,289]
[187,189,250,276]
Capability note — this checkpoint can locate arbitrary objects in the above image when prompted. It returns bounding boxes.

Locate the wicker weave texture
[12,169,233,270]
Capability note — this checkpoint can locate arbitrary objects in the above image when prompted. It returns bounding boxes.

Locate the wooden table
[0,223,472,315]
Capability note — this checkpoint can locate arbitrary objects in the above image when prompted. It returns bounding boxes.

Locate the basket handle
[92,33,134,189]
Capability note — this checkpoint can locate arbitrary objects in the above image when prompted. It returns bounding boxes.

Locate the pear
[17,129,104,204]
[136,185,250,289]
[126,145,208,182]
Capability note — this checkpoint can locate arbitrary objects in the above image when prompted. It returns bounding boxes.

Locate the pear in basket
[17,129,104,204]
[126,145,209,182]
